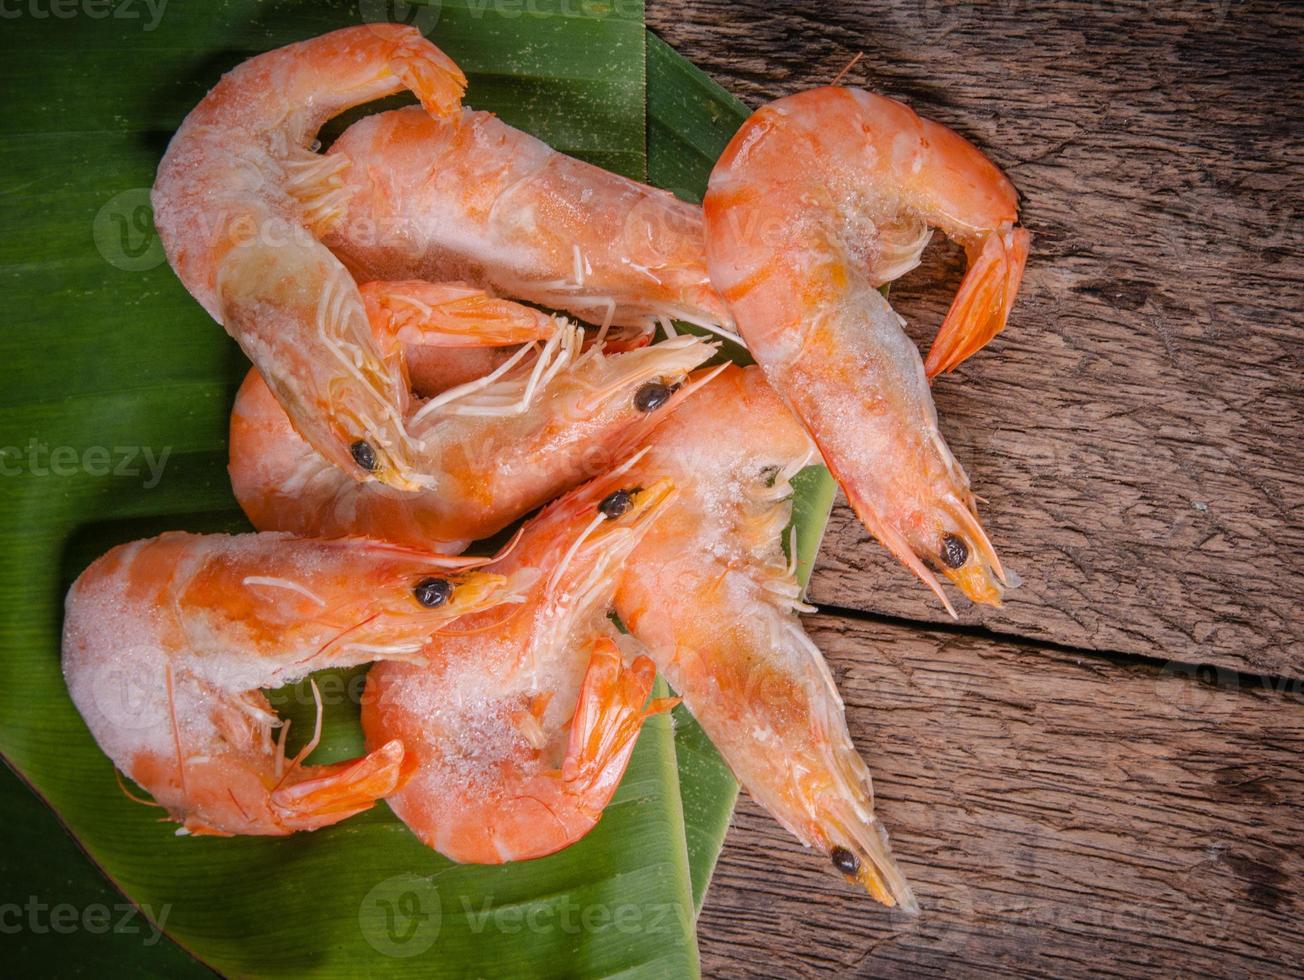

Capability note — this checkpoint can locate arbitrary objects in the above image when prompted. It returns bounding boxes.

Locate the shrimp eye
[598,488,634,520]
[413,577,454,608]
[831,846,860,876]
[634,381,673,413]
[351,440,378,473]
[940,534,969,569]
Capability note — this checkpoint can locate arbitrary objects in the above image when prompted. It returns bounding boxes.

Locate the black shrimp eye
[413,577,454,608]
[941,533,969,569]
[598,488,634,520]
[350,440,378,473]
[831,846,860,876]
[633,381,672,413]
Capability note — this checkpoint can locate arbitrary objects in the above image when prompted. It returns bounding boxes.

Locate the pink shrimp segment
[615,365,915,909]
[152,26,467,490]
[362,470,678,863]
[323,105,734,339]
[229,285,717,549]
[704,87,1028,610]
[62,532,516,836]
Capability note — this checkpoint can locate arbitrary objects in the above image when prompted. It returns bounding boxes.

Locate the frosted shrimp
[322,105,737,344]
[62,532,516,836]
[230,296,718,550]
[615,365,915,910]
[152,26,467,490]
[704,87,1029,610]
[362,467,678,862]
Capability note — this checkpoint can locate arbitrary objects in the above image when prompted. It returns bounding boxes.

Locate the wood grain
[695,611,1304,978]
[648,0,1304,677]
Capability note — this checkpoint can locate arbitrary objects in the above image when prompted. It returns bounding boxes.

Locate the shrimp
[322,105,737,343]
[229,301,718,550]
[62,532,517,836]
[703,87,1030,610]
[615,365,916,910]
[362,466,678,862]
[152,27,468,490]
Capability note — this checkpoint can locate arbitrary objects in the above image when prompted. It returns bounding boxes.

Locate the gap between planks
[812,600,1304,702]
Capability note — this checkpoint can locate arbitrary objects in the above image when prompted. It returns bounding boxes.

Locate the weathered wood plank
[648,0,1304,677]
[695,611,1304,978]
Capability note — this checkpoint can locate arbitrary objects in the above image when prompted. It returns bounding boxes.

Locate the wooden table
[649,1,1304,975]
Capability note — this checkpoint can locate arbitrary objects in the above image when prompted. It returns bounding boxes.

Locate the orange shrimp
[229,284,718,549]
[362,468,677,862]
[323,105,737,344]
[615,365,915,909]
[62,532,516,836]
[704,87,1029,610]
[152,27,467,490]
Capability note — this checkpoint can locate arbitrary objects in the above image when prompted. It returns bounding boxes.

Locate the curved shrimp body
[614,365,916,910]
[324,105,733,338]
[704,87,1026,610]
[152,27,467,490]
[62,532,514,836]
[362,469,678,863]
[229,320,717,550]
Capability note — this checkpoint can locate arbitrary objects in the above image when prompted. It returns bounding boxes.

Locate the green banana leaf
[0,2,837,973]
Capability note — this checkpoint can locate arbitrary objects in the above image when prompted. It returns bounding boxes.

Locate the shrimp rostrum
[62,532,516,836]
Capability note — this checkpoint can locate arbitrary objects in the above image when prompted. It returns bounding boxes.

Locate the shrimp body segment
[615,366,916,910]
[152,26,467,490]
[63,532,515,836]
[325,106,733,339]
[230,325,717,551]
[704,87,1026,610]
[363,470,678,863]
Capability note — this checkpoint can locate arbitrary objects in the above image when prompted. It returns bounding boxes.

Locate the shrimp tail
[825,806,919,913]
[562,644,673,796]
[924,223,1031,378]
[360,280,558,348]
[386,25,467,119]
[269,738,407,831]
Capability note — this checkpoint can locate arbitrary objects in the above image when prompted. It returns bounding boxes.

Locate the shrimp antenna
[431,599,529,638]
[273,678,324,792]
[830,51,864,86]
[115,768,163,808]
